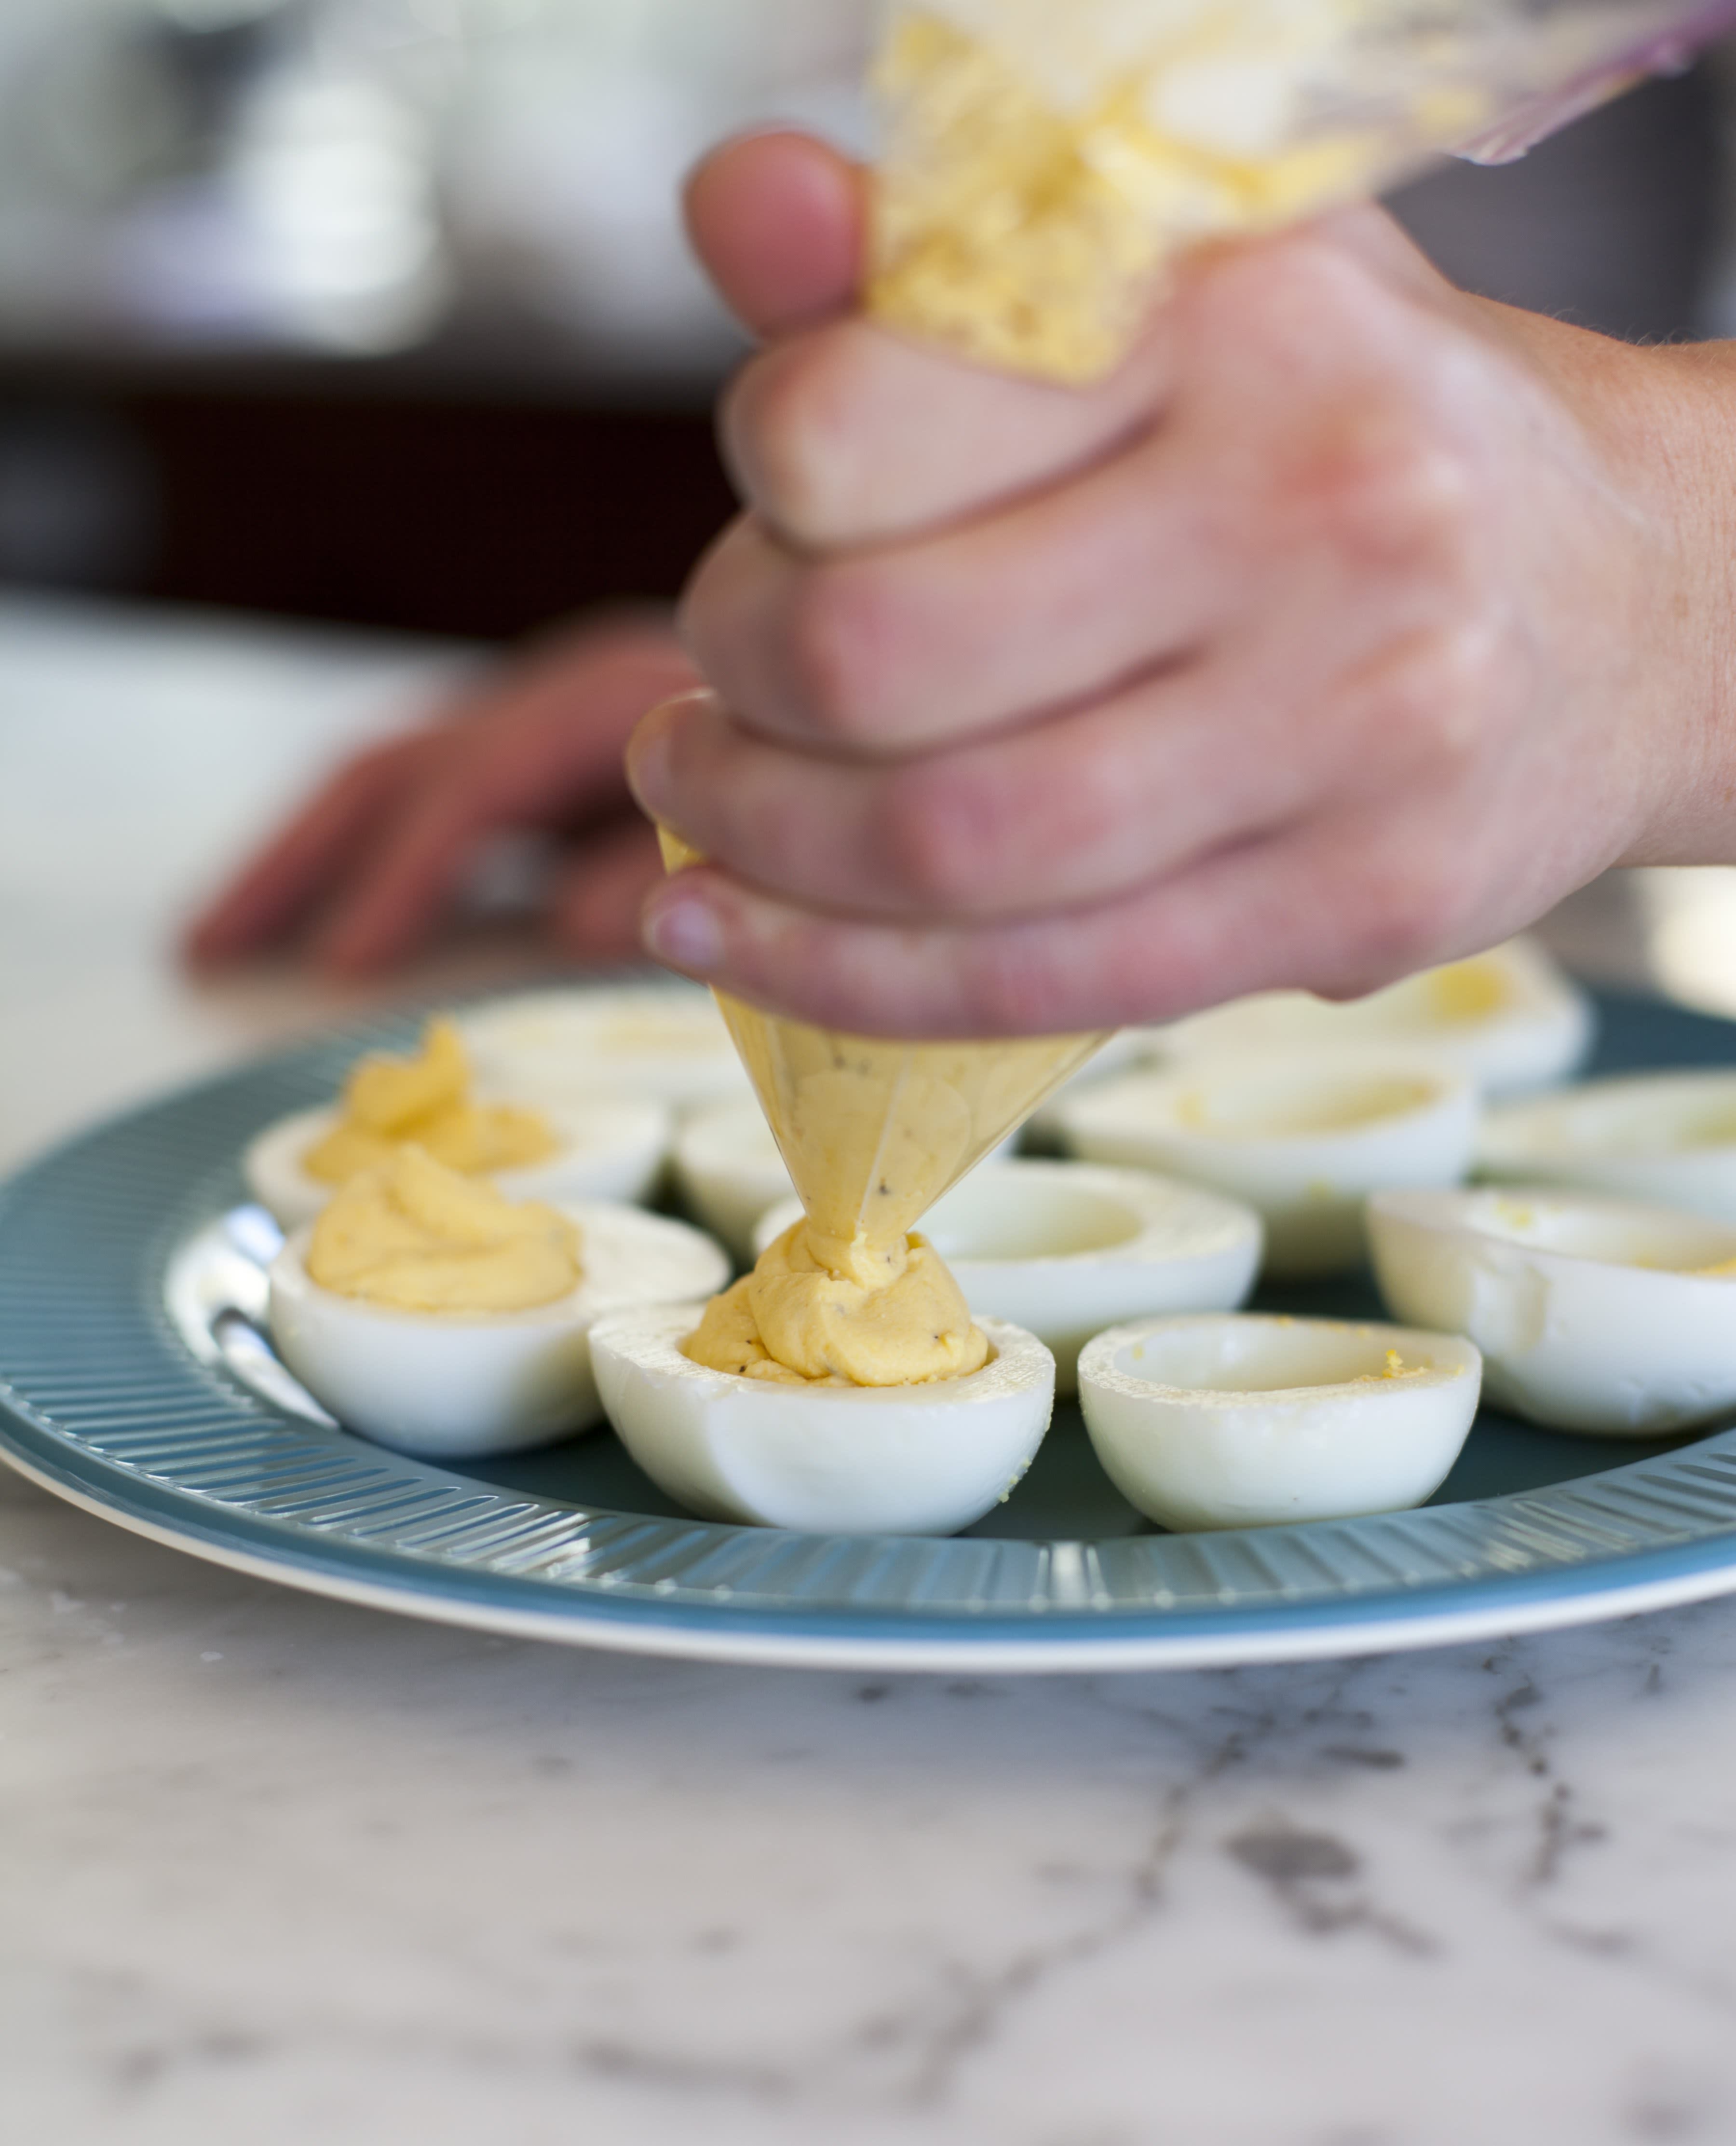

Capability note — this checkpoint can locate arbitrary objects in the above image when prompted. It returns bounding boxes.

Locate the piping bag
[662,0,1736,1261]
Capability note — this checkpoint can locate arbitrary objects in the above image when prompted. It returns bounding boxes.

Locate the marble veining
[7,1458,1736,2146]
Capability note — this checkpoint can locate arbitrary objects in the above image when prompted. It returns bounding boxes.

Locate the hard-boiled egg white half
[269,1202,729,1461]
[1369,1184,1736,1436]
[1078,1313,1481,1531]
[590,1308,1055,1535]
[458,983,752,1114]
[673,1099,796,1263]
[245,1094,671,1232]
[1145,939,1594,1098]
[754,1160,1262,1395]
[1477,1070,1736,1224]
[1052,1053,1478,1277]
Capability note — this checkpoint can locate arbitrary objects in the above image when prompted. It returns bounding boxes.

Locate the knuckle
[783,561,895,742]
[1359,621,1499,766]
[1291,417,1474,577]
[725,328,861,543]
[1338,835,1467,981]
[880,762,1001,908]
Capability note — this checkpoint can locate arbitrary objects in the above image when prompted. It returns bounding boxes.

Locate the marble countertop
[6,594,1736,2146]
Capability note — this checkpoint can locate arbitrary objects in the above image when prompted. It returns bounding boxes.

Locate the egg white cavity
[1146,940,1593,1097]
[1477,1071,1736,1222]
[268,1202,729,1461]
[1053,1053,1478,1276]
[590,1308,1056,1535]
[458,984,751,1113]
[1369,1185,1736,1436]
[674,1099,794,1262]
[243,1094,672,1231]
[1078,1313,1481,1531]
[754,1160,1262,1395]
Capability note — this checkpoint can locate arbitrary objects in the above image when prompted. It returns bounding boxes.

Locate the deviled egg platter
[1052,1052,1479,1277]
[1078,1313,1482,1531]
[245,1014,671,1230]
[1369,1185,1736,1437]
[754,1159,1263,1396]
[268,1144,728,1461]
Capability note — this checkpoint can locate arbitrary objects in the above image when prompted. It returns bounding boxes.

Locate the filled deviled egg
[268,1145,728,1460]
[756,1160,1262,1395]
[1052,1052,1478,1276]
[1078,1313,1482,1531]
[1369,1185,1736,1437]
[246,1015,670,1230]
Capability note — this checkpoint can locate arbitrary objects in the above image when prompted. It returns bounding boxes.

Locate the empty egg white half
[754,1160,1262,1396]
[1078,1313,1481,1531]
[1146,939,1593,1097]
[268,1203,729,1461]
[244,1095,672,1232]
[1369,1185,1736,1436]
[1477,1070,1736,1223]
[673,1099,795,1263]
[590,1308,1055,1535]
[458,984,751,1113]
[1052,1054,1478,1277]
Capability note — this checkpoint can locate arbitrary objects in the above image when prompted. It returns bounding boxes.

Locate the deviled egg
[1369,1185,1736,1436]
[458,982,751,1114]
[756,1160,1263,1394]
[591,1307,1054,1534]
[1148,940,1594,1097]
[1477,1070,1736,1224]
[245,1015,671,1230]
[269,1147,728,1460]
[1053,1054,1478,1276]
[1079,1313,1481,1531]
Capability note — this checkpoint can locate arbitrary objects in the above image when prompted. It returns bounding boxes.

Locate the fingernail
[642,888,725,977]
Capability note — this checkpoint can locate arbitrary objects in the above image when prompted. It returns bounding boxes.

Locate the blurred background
[0,0,1729,642]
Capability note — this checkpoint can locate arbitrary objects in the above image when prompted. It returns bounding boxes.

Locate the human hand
[186,613,699,975]
[628,134,1722,1038]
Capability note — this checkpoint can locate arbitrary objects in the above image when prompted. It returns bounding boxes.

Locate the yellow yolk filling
[307,1146,582,1314]
[867,6,1499,383]
[1424,958,1511,1024]
[684,1220,989,1388]
[303,1016,558,1187]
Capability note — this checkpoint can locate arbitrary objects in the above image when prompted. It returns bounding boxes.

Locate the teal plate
[5,991,1736,1671]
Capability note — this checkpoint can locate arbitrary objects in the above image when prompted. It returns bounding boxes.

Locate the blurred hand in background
[185,610,696,973]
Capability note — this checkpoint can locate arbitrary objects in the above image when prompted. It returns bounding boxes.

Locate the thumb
[684,130,866,342]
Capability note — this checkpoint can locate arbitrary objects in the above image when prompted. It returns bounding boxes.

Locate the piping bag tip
[657,829,1110,1244]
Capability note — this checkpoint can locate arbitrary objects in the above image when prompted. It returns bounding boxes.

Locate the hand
[628,134,1727,1038]
[186,613,700,975]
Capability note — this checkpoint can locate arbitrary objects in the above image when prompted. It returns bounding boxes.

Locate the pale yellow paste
[868,4,1494,382]
[684,1219,989,1387]
[304,1016,557,1186]
[307,1146,582,1314]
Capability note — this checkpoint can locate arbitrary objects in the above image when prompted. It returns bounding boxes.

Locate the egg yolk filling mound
[307,1146,582,1314]
[684,1221,990,1388]
[303,1016,558,1187]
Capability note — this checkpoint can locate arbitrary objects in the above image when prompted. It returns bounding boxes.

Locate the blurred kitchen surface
[0,1,1727,638]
